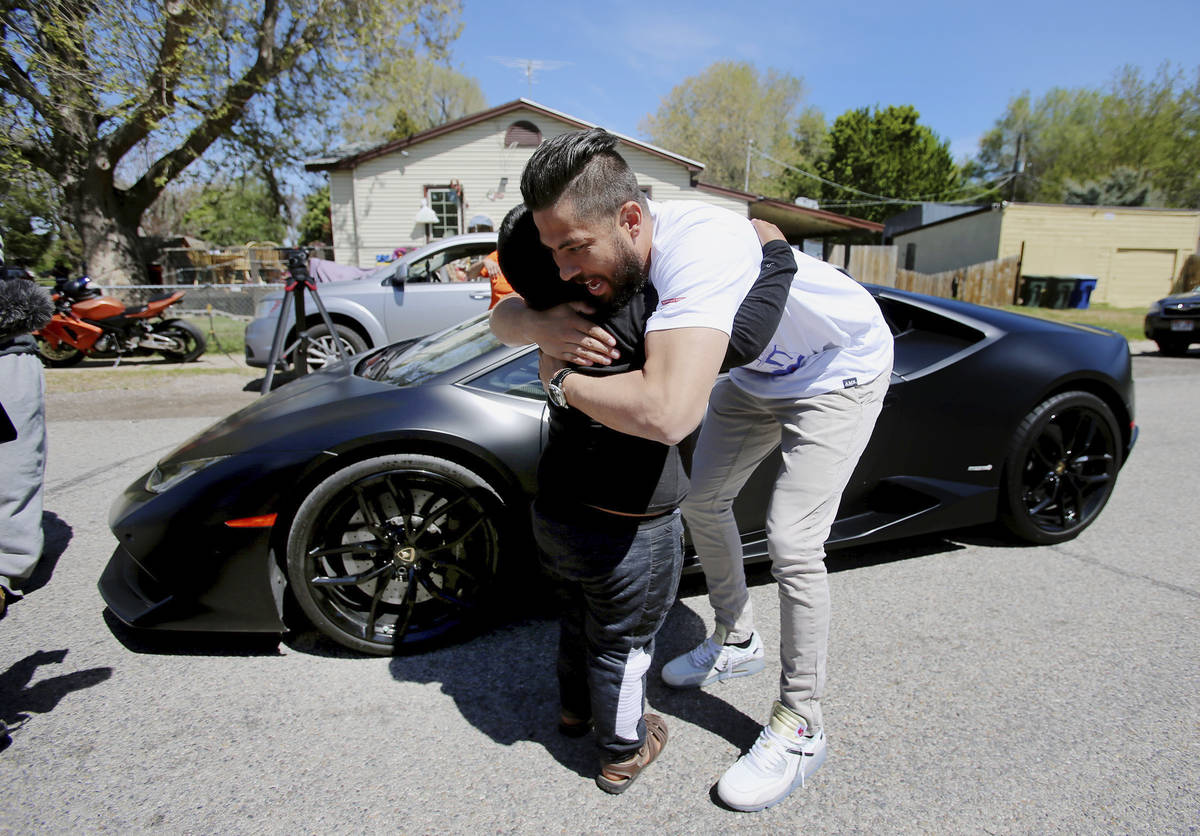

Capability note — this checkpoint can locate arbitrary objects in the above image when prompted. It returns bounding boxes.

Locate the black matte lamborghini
[101,287,1137,655]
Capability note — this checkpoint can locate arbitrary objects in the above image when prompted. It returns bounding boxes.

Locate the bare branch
[0,40,54,124]
[100,0,202,162]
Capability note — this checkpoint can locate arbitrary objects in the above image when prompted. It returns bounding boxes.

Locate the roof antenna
[492,57,570,96]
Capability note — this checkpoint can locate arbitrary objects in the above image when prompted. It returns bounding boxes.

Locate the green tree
[972,64,1200,207]
[180,177,287,246]
[1064,166,1158,206]
[298,185,332,245]
[1,0,461,284]
[639,61,816,197]
[815,105,963,222]
[0,149,80,272]
[342,59,487,143]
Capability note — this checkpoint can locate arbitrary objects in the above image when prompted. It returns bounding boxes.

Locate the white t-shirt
[645,200,893,400]
[730,250,893,399]
[644,200,762,337]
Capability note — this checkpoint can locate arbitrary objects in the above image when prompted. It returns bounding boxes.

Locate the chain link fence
[94,283,280,319]
[155,244,334,287]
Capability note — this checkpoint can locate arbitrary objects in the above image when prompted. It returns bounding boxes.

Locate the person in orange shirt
[479,250,513,308]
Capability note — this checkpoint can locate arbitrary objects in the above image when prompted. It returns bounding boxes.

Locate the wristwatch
[545,367,576,408]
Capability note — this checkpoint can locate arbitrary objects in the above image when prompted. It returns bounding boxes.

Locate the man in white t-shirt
[490,129,892,811]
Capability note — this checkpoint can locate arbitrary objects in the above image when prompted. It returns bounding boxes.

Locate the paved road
[2,345,1197,834]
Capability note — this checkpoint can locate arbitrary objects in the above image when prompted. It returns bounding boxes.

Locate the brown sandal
[595,713,668,794]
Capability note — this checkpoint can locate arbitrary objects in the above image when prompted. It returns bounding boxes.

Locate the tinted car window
[466,351,545,401]
[358,316,502,388]
[405,242,495,283]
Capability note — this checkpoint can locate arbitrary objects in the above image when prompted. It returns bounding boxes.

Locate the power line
[749,146,1014,208]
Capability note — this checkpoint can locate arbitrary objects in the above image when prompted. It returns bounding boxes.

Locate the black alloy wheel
[1000,390,1121,545]
[156,319,207,362]
[295,323,367,370]
[286,454,503,655]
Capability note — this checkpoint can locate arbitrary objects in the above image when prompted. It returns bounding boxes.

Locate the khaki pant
[680,371,889,732]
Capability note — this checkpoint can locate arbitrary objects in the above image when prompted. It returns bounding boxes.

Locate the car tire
[156,318,207,362]
[999,390,1121,545]
[1154,338,1191,356]
[285,454,504,655]
[295,323,367,370]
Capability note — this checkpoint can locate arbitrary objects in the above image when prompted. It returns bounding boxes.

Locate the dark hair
[497,204,588,311]
[520,128,645,222]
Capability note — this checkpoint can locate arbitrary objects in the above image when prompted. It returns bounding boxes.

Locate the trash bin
[1043,277,1075,309]
[1068,276,1098,309]
[1018,276,1047,307]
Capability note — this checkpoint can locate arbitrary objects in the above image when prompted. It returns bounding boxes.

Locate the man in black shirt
[496,205,795,794]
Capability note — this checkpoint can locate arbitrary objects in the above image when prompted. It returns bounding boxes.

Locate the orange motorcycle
[34,276,206,367]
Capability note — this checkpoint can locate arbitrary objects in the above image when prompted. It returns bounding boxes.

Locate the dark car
[1144,287,1200,355]
[102,288,1137,655]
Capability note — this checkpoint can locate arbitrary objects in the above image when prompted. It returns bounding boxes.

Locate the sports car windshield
[357,314,502,388]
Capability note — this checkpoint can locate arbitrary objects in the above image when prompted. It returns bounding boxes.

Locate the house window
[505,120,542,147]
[425,186,462,238]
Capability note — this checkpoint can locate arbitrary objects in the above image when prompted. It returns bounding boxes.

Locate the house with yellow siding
[306,99,880,268]
[892,202,1200,308]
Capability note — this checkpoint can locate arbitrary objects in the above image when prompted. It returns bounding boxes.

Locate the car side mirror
[388,263,408,289]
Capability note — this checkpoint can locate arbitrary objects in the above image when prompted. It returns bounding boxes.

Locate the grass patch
[998,303,1146,342]
[182,311,247,354]
[45,364,248,394]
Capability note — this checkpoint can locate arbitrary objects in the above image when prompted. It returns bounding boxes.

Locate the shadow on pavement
[0,649,112,749]
[21,512,74,595]
[101,609,283,657]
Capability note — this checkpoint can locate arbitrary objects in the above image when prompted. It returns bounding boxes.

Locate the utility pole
[1009,132,1024,201]
[744,138,754,192]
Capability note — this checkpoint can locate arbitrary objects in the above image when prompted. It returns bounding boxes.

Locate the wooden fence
[825,244,1020,307]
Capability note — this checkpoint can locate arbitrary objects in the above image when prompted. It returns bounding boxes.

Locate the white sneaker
[717,702,827,812]
[661,626,765,688]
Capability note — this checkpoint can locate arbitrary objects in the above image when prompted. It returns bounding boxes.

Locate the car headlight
[145,456,231,494]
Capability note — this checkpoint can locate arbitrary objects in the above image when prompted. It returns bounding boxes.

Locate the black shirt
[506,239,797,516]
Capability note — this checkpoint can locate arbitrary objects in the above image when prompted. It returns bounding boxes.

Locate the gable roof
[305,98,706,174]
[697,182,883,237]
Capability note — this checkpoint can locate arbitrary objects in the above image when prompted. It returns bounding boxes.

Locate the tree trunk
[70,177,148,286]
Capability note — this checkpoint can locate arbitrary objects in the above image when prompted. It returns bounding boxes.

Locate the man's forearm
[489,295,619,363]
[488,295,537,346]
[557,327,728,446]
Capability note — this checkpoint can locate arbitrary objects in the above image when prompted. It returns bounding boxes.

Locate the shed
[892,202,1200,308]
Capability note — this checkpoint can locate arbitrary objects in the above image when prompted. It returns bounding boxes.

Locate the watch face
[548,384,567,408]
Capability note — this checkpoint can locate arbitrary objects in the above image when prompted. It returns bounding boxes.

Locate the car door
[382,241,496,341]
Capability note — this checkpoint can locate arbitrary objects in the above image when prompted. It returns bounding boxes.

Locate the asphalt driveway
[1,343,1197,833]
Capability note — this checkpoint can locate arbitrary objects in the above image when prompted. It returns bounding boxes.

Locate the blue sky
[449,0,1199,163]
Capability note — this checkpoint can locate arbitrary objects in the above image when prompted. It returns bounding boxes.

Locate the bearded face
[592,235,647,317]
[531,201,649,312]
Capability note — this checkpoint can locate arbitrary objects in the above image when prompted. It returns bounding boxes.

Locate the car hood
[160,365,400,462]
[1153,288,1200,307]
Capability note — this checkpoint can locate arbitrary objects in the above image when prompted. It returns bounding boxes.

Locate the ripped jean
[531,500,683,761]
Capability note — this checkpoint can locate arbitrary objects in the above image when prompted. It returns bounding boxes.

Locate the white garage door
[1110,249,1178,308]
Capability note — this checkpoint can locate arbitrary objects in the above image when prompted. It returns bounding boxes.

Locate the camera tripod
[260,248,346,394]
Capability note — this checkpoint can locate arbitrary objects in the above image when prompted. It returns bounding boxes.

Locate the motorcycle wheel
[35,335,85,367]
[156,319,207,362]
